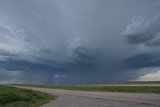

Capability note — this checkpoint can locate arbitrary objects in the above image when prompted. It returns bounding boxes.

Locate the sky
[0,0,160,84]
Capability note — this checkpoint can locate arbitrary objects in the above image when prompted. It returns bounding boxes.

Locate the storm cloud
[123,12,160,69]
[123,14,160,46]
[0,0,160,84]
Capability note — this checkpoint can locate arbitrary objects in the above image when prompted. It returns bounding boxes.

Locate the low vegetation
[0,85,56,107]
[31,84,160,93]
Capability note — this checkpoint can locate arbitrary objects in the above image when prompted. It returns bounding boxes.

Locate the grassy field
[0,85,57,107]
[28,83,160,93]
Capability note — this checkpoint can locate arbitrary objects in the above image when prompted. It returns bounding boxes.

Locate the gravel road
[16,86,160,107]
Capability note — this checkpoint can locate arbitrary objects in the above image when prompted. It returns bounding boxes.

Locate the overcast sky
[0,0,160,84]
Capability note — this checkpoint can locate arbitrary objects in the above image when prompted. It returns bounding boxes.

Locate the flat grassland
[28,82,160,93]
[0,85,56,107]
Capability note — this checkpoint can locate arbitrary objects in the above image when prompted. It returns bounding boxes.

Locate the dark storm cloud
[123,14,160,46]
[123,13,160,70]
[125,52,160,69]
[0,0,160,84]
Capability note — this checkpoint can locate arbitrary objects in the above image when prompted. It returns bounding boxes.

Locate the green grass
[0,85,57,107]
[31,85,160,93]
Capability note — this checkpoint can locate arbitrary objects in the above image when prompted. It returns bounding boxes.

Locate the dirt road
[16,86,160,107]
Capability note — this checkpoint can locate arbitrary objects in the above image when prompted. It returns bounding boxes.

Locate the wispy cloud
[123,14,160,46]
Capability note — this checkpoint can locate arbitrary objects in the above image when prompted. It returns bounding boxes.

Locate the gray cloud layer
[124,14,160,46]
[0,0,160,84]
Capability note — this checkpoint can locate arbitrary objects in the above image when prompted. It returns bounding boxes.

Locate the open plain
[16,86,160,107]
